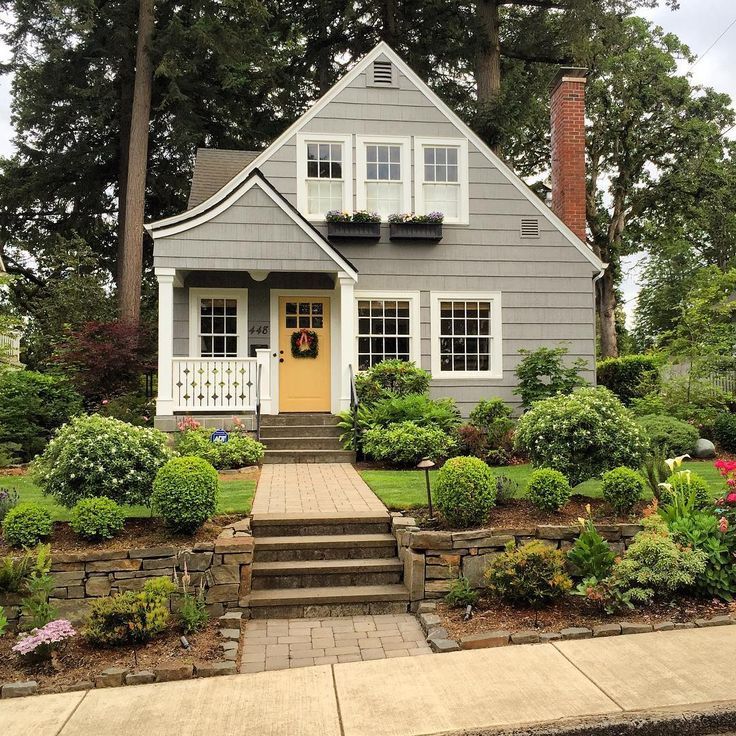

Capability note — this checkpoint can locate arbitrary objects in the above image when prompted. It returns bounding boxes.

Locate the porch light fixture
[416,457,436,524]
[248,270,269,282]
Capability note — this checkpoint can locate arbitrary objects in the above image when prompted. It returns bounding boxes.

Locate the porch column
[338,273,355,413]
[255,348,272,415]
[155,267,176,416]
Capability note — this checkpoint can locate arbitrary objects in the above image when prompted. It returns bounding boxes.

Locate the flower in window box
[351,210,381,223]
[388,212,444,224]
[325,210,351,222]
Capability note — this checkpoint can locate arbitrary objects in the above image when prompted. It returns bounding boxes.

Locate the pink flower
[727,492,736,504]
[720,517,729,534]
[101,399,109,405]
[12,619,76,656]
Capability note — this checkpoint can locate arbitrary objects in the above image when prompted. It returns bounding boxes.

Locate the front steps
[259,413,355,464]
[245,514,410,618]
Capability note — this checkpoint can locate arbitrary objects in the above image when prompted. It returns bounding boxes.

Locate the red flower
[726,492,736,504]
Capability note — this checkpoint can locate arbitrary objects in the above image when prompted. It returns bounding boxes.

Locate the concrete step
[253,533,398,562]
[261,437,344,451]
[251,513,391,537]
[251,558,403,589]
[261,413,341,427]
[259,425,342,439]
[262,449,356,464]
[244,584,410,618]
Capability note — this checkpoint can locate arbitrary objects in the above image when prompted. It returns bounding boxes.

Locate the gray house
[147,44,604,430]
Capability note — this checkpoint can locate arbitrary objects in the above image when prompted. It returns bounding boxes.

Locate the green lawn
[360,460,726,511]
[0,475,256,521]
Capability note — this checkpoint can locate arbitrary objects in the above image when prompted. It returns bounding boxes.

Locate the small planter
[389,222,443,241]
[327,221,381,240]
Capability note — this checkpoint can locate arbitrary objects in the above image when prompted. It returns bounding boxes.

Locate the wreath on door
[290,329,319,358]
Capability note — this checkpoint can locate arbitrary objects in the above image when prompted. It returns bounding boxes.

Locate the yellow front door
[278,296,331,412]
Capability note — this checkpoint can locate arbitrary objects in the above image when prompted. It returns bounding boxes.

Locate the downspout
[592,266,607,384]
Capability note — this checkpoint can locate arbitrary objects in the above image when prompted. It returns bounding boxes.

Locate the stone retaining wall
[0,519,255,630]
[392,516,643,604]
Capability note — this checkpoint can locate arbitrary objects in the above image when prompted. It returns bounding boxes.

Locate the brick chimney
[550,67,588,242]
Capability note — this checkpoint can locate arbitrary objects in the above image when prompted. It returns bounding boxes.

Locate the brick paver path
[251,463,387,516]
[240,614,432,672]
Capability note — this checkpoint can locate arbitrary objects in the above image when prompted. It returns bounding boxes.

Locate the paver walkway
[251,463,386,516]
[240,614,431,672]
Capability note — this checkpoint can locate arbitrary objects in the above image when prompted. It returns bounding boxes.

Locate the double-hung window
[189,289,247,358]
[297,133,352,219]
[414,138,469,224]
[355,291,420,370]
[357,136,410,220]
[430,292,502,379]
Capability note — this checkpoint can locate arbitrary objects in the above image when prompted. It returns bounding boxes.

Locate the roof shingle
[187,148,260,209]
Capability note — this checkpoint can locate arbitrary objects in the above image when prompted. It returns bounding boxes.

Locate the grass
[0,474,256,521]
[360,460,727,511]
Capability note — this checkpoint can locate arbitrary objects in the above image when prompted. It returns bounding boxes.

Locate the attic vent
[370,60,395,86]
[520,218,540,238]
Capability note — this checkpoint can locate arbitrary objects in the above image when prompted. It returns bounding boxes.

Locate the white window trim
[296,132,353,222]
[413,137,469,225]
[354,290,421,369]
[430,291,502,380]
[356,135,411,221]
[188,288,248,358]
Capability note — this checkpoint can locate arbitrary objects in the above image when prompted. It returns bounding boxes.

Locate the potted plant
[326,210,381,240]
[388,212,444,241]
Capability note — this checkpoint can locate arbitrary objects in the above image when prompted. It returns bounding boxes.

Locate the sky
[0,2,734,327]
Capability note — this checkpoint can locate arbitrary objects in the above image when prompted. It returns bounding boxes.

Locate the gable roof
[148,42,604,273]
[152,168,358,281]
[188,148,260,209]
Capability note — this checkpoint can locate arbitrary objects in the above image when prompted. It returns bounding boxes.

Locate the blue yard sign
[210,429,229,444]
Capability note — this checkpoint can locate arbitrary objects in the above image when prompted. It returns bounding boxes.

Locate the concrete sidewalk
[4,627,736,736]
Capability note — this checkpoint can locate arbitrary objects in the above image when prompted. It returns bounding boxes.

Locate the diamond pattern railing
[172,358,258,411]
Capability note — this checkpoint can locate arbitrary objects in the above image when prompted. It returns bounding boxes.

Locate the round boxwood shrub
[526,468,572,513]
[152,457,219,533]
[601,467,646,515]
[636,414,698,457]
[514,387,647,486]
[361,421,455,467]
[354,359,430,404]
[434,456,497,527]
[2,502,53,547]
[660,470,711,509]
[70,497,125,540]
[32,414,173,508]
[714,412,736,453]
[175,428,265,469]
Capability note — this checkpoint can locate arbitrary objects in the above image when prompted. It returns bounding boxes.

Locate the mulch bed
[0,620,224,693]
[437,596,736,640]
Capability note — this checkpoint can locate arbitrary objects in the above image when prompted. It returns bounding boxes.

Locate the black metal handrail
[348,363,361,456]
[255,362,262,441]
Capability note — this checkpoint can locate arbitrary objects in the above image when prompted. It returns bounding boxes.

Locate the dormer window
[296,133,353,220]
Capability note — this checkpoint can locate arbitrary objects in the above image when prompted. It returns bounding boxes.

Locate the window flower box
[388,212,444,241]
[326,211,381,240]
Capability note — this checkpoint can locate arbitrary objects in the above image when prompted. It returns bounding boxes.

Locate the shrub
[70,498,125,540]
[369,394,460,432]
[354,359,430,404]
[362,421,455,467]
[175,428,264,469]
[0,442,22,468]
[526,468,571,513]
[596,354,660,405]
[514,387,647,486]
[434,456,497,527]
[469,398,512,429]
[177,569,209,634]
[454,424,488,459]
[567,513,616,580]
[152,457,219,533]
[660,470,711,509]
[514,346,588,408]
[32,414,172,508]
[494,475,519,505]
[650,375,731,435]
[12,619,76,661]
[610,525,706,604]
[84,577,177,645]
[636,414,698,457]
[445,576,479,607]
[0,606,7,636]
[0,487,19,524]
[485,541,572,607]
[3,503,53,548]
[99,392,154,427]
[601,467,646,514]
[714,412,736,453]
[0,371,83,461]
[486,448,511,466]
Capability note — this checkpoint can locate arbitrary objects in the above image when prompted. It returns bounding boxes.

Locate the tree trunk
[116,56,135,292]
[596,265,619,358]
[381,0,398,46]
[118,0,155,325]
[474,0,502,105]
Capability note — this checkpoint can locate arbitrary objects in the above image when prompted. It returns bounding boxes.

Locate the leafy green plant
[70,497,126,540]
[636,414,698,457]
[567,511,616,581]
[0,487,19,524]
[175,428,264,469]
[20,545,56,630]
[514,387,647,486]
[445,576,479,608]
[362,421,455,467]
[84,577,177,645]
[434,456,497,527]
[0,605,7,636]
[526,468,571,513]
[601,467,646,514]
[641,453,670,500]
[469,398,511,428]
[514,346,588,408]
[177,565,209,634]
[354,360,430,404]
[32,414,173,507]
[3,502,53,548]
[337,404,375,450]
[714,412,736,453]
[485,541,572,608]
[596,354,661,405]
[152,457,219,533]
[0,551,33,593]
[369,394,460,432]
[494,475,519,505]
[660,470,711,510]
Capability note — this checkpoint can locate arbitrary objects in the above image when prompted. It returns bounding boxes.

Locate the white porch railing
[172,357,259,412]
[0,333,21,365]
